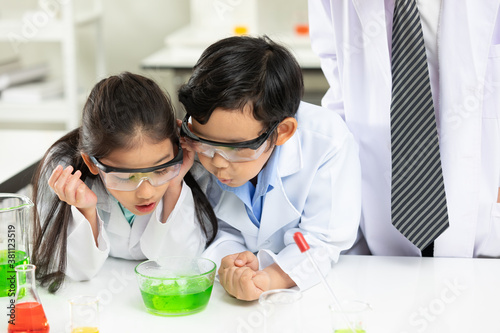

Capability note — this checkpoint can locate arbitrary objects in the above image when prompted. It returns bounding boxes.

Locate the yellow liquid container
[72,327,99,333]
[233,26,248,35]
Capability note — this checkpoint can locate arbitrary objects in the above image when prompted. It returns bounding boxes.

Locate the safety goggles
[180,114,279,162]
[90,143,183,191]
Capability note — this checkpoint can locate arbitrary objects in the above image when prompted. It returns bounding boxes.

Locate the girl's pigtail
[31,128,94,293]
[183,171,218,245]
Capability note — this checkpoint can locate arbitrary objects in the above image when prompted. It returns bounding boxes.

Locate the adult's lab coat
[199,101,362,290]
[63,181,204,280]
[309,0,500,257]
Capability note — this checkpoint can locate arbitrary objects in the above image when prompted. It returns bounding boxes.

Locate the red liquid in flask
[8,302,50,333]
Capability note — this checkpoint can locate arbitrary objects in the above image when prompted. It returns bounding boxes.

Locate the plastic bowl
[135,257,216,316]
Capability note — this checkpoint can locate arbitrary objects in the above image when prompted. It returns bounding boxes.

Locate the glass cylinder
[0,194,33,297]
[7,264,50,333]
[69,295,100,333]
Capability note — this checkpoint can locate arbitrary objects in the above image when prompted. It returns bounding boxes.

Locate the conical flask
[7,264,50,333]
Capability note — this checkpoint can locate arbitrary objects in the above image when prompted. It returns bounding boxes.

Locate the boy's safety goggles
[90,143,183,191]
[180,114,279,162]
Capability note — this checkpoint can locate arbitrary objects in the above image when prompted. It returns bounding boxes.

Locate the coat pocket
[479,203,500,257]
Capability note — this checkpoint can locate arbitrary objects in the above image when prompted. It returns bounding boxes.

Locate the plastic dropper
[293,231,357,333]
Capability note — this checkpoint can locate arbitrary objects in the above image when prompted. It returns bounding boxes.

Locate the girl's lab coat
[309,0,500,257]
[63,181,204,280]
[199,101,362,290]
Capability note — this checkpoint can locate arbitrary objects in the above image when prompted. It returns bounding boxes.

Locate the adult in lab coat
[198,101,362,291]
[308,0,500,257]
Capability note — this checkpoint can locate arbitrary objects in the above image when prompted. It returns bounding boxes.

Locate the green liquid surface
[140,277,213,316]
[0,250,29,297]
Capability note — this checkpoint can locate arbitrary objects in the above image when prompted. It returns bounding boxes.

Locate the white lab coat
[63,180,205,280]
[308,0,500,257]
[198,101,362,290]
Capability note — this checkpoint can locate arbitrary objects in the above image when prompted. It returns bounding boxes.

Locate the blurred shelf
[0,0,104,130]
[0,20,67,42]
[143,26,320,70]
[0,98,69,123]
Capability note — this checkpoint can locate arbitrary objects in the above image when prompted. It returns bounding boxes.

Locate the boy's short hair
[178,35,304,129]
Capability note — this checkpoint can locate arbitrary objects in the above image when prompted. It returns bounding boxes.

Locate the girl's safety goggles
[90,143,183,191]
[180,114,279,162]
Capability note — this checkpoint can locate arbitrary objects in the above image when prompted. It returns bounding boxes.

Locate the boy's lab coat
[309,0,500,257]
[64,181,204,280]
[200,101,362,290]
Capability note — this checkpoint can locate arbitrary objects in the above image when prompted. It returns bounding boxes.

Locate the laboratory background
[0,0,327,131]
[2,1,499,333]
[0,0,327,194]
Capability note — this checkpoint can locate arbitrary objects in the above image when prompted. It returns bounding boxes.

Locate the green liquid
[334,330,366,333]
[140,278,213,316]
[0,250,29,297]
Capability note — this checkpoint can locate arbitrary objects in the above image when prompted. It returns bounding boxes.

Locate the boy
[178,35,361,301]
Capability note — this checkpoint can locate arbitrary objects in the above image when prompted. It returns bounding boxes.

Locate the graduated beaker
[0,194,32,297]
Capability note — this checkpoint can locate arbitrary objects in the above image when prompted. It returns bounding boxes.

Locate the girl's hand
[48,165,98,212]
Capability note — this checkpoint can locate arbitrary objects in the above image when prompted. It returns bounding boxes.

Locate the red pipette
[293,232,356,333]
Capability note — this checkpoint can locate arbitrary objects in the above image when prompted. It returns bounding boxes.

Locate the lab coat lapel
[350,0,392,102]
[347,0,392,145]
[214,191,259,238]
[436,0,500,256]
[351,0,386,33]
[104,202,132,238]
[257,133,302,246]
[92,184,131,238]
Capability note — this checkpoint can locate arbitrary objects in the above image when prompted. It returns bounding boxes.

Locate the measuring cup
[330,300,371,333]
[0,193,33,297]
[259,289,302,333]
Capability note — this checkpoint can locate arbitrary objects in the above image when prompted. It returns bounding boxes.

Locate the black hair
[178,35,304,142]
[31,72,217,293]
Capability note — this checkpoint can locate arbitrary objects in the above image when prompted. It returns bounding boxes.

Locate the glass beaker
[259,289,302,333]
[330,300,371,333]
[69,295,100,333]
[0,194,32,297]
[8,264,50,333]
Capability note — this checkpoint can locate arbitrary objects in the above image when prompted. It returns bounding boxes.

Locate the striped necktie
[390,0,449,252]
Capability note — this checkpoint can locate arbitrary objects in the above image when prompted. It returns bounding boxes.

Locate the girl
[31,72,217,292]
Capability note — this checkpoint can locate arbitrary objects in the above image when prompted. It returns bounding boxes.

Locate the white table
[0,129,67,193]
[2,255,498,332]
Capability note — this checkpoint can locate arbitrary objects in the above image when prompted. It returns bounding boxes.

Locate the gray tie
[390,0,449,251]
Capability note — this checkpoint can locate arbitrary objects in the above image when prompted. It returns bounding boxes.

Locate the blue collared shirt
[216,146,281,228]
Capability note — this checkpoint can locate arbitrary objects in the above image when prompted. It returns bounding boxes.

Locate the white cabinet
[0,0,105,130]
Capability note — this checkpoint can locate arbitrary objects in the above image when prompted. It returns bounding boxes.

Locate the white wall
[99,0,189,76]
[1,0,326,117]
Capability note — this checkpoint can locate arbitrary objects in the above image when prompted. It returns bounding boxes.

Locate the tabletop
[2,254,499,333]
[0,129,66,192]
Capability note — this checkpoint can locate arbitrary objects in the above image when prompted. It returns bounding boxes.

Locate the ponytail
[184,171,218,245]
[31,128,97,293]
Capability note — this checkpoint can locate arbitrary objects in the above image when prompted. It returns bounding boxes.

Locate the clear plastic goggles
[90,143,183,191]
[180,114,279,163]
[183,137,270,162]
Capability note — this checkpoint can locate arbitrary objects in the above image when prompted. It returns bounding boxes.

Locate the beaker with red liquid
[7,264,49,333]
